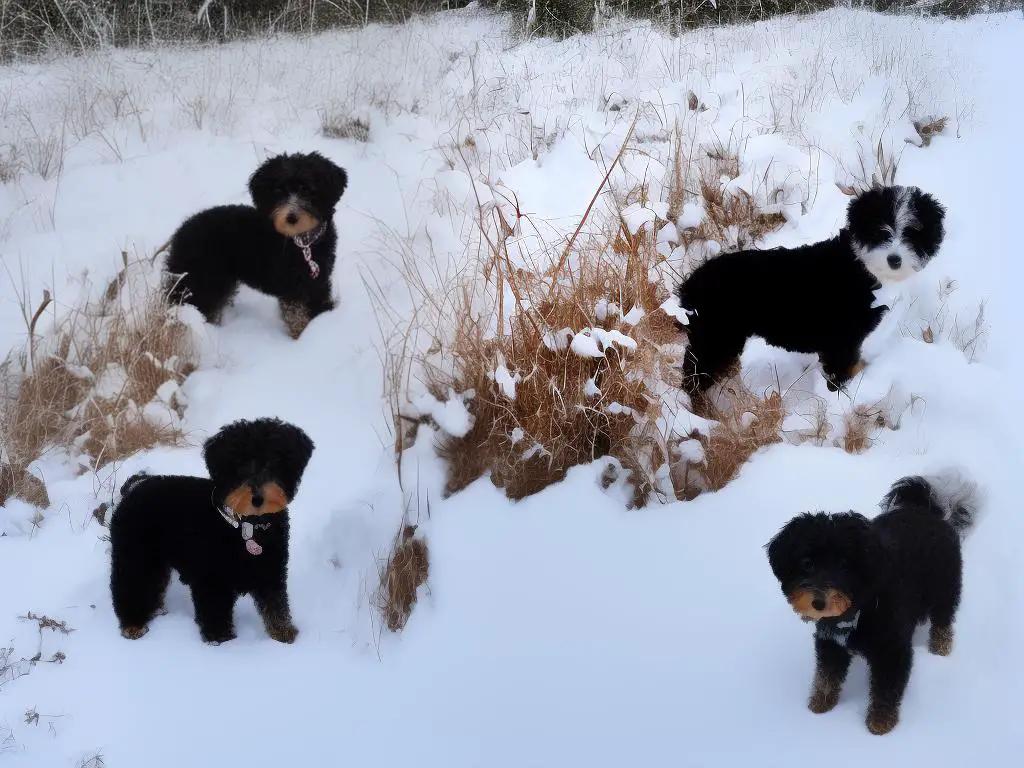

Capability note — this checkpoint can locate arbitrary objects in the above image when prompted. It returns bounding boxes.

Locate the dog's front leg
[253,587,299,644]
[809,637,852,714]
[865,643,913,735]
[279,283,335,340]
[191,585,238,645]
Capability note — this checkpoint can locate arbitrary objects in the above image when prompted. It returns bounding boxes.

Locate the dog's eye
[799,556,813,571]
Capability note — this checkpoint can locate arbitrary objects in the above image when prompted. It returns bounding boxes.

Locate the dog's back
[111,474,218,556]
[165,204,269,274]
[872,469,980,622]
[677,233,881,353]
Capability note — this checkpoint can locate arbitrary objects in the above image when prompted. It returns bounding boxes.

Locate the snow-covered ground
[2,6,1024,766]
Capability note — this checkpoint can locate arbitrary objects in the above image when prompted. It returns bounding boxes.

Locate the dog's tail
[880,467,982,537]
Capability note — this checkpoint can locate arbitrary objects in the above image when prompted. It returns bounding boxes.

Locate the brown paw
[808,676,840,714]
[866,706,899,735]
[120,625,149,640]
[280,301,310,340]
[269,624,299,644]
[929,625,953,656]
[809,689,839,714]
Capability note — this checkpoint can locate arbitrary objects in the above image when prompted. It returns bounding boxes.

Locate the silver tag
[240,522,254,540]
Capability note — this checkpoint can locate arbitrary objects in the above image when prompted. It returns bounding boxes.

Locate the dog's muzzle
[224,482,289,517]
[788,586,852,621]
[271,200,321,238]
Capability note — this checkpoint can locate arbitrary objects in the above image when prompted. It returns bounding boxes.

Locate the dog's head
[248,152,348,238]
[202,417,315,518]
[765,511,885,622]
[846,184,946,285]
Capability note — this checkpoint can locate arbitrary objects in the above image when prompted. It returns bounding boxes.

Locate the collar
[214,500,272,556]
[216,503,241,529]
[814,610,861,647]
[292,222,328,279]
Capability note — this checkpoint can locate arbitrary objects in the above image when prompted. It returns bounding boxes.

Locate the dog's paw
[808,669,842,713]
[928,625,954,656]
[808,690,839,714]
[202,630,237,646]
[120,625,149,640]
[808,684,840,714]
[269,624,299,644]
[866,705,899,735]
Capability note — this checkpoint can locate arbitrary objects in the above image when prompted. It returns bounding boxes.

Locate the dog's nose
[811,596,827,611]
[886,254,902,269]
[251,492,264,508]
[285,211,299,225]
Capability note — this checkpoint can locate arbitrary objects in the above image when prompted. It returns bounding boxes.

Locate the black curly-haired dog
[164,151,348,339]
[109,417,315,645]
[676,185,946,398]
[765,468,980,735]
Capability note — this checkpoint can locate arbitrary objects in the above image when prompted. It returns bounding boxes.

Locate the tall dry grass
[392,129,795,507]
[0,253,196,508]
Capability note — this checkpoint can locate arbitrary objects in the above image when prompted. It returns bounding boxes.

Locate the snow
[2,6,1024,767]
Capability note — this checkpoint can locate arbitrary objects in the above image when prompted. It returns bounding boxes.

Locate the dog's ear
[275,422,316,494]
[845,186,890,240]
[247,156,282,211]
[308,152,348,208]
[765,515,808,584]
[907,187,946,257]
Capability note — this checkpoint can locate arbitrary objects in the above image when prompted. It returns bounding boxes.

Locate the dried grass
[670,386,785,499]
[841,404,885,454]
[909,116,949,148]
[676,139,787,254]
[397,136,793,507]
[321,113,371,143]
[431,209,681,507]
[377,522,430,632]
[0,253,197,503]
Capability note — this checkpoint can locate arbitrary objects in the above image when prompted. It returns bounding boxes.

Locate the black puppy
[165,151,348,339]
[676,185,946,397]
[765,469,980,735]
[109,417,314,645]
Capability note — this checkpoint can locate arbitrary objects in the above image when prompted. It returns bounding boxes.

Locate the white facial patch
[852,187,926,286]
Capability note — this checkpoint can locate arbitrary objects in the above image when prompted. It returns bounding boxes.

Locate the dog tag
[245,539,263,556]
[240,522,254,540]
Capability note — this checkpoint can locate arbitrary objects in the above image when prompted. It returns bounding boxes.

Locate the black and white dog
[675,185,946,397]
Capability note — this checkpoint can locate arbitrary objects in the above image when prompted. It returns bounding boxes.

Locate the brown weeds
[402,135,796,506]
[910,116,949,148]
[378,523,430,632]
[0,256,196,501]
[671,386,784,498]
[431,207,680,505]
[677,141,786,253]
[321,113,371,142]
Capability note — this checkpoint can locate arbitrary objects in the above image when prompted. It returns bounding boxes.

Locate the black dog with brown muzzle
[164,151,348,339]
[765,469,980,736]
[109,417,315,645]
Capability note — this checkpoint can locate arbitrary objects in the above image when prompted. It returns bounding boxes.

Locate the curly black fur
[109,417,315,645]
[765,469,979,735]
[164,151,348,339]
[676,185,946,395]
